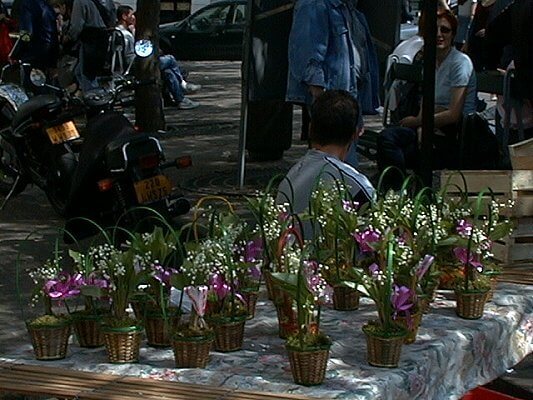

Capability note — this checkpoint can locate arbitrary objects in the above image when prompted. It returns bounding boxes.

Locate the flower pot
[242,290,259,320]
[71,312,105,348]
[395,312,422,344]
[286,345,330,386]
[455,290,489,319]
[362,325,406,368]
[145,310,181,347]
[102,325,143,363]
[207,316,246,352]
[173,334,214,368]
[332,285,359,311]
[26,319,71,360]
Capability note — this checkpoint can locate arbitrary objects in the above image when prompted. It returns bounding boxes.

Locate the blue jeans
[159,55,184,102]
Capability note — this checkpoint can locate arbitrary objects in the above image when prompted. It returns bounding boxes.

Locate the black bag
[458,112,500,169]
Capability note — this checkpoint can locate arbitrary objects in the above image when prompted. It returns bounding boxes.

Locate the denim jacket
[286,0,361,105]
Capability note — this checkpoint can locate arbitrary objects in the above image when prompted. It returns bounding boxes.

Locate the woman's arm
[434,86,467,127]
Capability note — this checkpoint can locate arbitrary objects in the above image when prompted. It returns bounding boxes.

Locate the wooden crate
[509,137,533,170]
[440,170,533,266]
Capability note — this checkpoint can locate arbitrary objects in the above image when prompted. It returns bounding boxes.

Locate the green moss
[362,321,407,339]
[27,314,70,328]
[286,331,332,351]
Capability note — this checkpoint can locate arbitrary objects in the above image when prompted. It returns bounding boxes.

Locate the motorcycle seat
[11,95,62,129]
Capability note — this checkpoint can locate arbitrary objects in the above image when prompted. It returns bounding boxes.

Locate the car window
[231,4,246,25]
[189,4,231,32]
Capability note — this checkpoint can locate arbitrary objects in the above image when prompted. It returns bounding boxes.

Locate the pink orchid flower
[209,273,230,300]
[44,272,82,300]
[453,247,484,272]
[415,255,435,280]
[353,228,381,253]
[391,284,414,315]
[184,285,209,317]
[456,220,473,237]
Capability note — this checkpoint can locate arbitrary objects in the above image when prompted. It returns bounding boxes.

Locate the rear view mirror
[29,69,46,87]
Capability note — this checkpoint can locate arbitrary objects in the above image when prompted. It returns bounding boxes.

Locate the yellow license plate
[46,121,80,144]
[134,175,172,204]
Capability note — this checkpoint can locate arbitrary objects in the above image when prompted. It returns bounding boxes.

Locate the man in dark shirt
[18,0,59,70]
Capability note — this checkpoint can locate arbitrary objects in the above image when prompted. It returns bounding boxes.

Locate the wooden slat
[0,363,314,400]
[440,170,512,194]
[509,138,533,170]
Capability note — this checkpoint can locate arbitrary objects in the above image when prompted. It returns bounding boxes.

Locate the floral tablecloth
[1,282,532,400]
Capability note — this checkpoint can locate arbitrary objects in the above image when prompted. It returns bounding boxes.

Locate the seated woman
[377,10,477,190]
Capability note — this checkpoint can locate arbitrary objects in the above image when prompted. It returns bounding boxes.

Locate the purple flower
[353,228,381,253]
[415,255,435,280]
[368,263,380,278]
[342,200,359,212]
[391,284,414,315]
[457,220,473,237]
[453,247,484,272]
[209,273,230,300]
[152,264,178,287]
[244,237,263,263]
[44,272,82,300]
[83,273,109,289]
[248,265,262,280]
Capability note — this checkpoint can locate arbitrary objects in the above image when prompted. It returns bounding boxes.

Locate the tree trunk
[134,0,165,131]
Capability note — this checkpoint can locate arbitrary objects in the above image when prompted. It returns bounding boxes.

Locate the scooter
[0,40,190,241]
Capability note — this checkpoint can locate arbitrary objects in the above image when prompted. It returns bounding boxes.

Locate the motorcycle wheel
[0,141,26,196]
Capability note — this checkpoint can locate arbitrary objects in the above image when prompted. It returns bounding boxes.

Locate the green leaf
[171,273,190,290]
[68,249,83,265]
[488,222,513,241]
[80,285,105,298]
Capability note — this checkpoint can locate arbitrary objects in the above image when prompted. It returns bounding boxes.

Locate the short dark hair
[117,5,133,22]
[310,90,360,147]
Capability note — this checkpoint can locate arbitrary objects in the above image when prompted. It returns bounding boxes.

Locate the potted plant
[233,236,263,319]
[349,227,413,368]
[128,227,182,347]
[172,285,214,368]
[181,204,249,352]
[308,182,363,311]
[68,250,110,348]
[85,242,144,363]
[452,199,512,319]
[271,252,332,386]
[25,250,76,360]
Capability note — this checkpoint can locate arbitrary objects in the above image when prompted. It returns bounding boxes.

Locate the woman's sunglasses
[437,26,452,34]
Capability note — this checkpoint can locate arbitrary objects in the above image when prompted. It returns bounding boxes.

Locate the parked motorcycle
[0,40,190,241]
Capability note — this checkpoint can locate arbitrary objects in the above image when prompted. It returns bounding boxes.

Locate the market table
[1,282,531,400]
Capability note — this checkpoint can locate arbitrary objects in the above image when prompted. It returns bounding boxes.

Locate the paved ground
[0,61,530,399]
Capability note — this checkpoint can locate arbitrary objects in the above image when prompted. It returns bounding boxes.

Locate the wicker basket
[287,346,330,386]
[242,291,259,320]
[26,320,71,360]
[363,326,406,368]
[207,316,246,352]
[145,311,181,347]
[72,314,104,348]
[332,285,359,311]
[395,312,422,344]
[173,334,214,368]
[103,325,143,363]
[455,290,489,319]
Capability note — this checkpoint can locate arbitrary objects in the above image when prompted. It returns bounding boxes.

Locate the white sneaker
[177,97,200,110]
[182,81,202,94]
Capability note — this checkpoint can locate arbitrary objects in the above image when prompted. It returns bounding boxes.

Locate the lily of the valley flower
[342,199,360,213]
[456,220,473,237]
[353,228,381,253]
[453,247,484,272]
[368,263,380,278]
[303,260,332,303]
[415,255,435,280]
[44,272,83,300]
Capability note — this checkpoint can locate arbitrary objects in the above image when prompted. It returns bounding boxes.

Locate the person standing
[18,0,59,71]
[286,0,380,168]
[0,1,16,65]
[455,0,476,49]
[115,4,135,66]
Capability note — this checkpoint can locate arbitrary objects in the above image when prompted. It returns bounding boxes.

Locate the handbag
[458,112,500,169]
